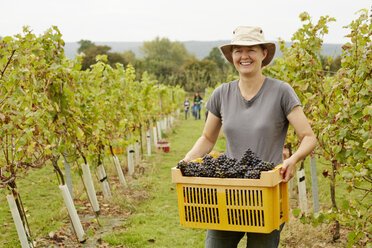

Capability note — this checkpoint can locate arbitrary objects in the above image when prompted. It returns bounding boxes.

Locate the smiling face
[231,45,267,76]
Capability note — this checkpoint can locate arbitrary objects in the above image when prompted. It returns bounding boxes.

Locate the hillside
[64,40,343,60]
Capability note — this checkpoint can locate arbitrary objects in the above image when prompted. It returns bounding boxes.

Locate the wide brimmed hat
[220,26,276,67]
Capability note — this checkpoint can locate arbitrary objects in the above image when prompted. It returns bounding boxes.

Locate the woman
[193,92,203,120]
[183,97,190,119]
[182,26,317,248]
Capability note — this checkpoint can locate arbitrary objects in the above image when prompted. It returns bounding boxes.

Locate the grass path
[103,117,209,247]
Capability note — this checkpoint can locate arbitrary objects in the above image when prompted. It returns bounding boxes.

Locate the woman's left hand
[280,106,317,182]
[280,157,297,182]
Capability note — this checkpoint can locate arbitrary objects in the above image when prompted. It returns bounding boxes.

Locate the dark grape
[178,148,276,179]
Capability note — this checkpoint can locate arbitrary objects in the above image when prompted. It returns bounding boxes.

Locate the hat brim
[220,41,276,67]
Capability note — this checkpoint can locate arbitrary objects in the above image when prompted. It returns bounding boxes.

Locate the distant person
[192,104,197,119]
[183,97,190,119]
[193,92,203,120]
[181,26,316,248]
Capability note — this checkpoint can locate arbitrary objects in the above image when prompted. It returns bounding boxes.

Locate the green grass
[102,116,208,247]
[0,165,68,247]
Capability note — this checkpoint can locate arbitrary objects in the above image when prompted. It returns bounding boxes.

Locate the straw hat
[220,26,276,67]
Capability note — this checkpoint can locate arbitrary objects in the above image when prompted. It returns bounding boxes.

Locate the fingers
[280,161,294,183]
[280,163,287,175]
[283,172,291,183]
[284,167,295,182]
[179,159,186,164]
[180,158,190,163]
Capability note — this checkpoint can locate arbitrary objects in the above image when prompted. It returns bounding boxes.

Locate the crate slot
[183,186,219,205]
[226,189,263,207]
[185,206,220,224]
[215,208,220,223]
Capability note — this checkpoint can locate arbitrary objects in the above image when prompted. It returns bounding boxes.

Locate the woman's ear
[262,48,268,60]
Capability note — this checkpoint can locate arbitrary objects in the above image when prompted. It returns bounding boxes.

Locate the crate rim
[171,164,284,187]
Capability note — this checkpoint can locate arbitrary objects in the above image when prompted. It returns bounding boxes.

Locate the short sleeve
[280,82,302,116]
[206,86,222,118]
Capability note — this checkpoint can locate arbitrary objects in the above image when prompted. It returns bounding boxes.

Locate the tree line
[77,40,342,94]
[77,38,235,92]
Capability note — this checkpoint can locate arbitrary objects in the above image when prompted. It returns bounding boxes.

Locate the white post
[297,168,308,213]
[96,164,112,199]
[6,194,32,248]
[81,163,100,214]
[156,121,162,140]
[146,129,152,156]
[135,140,140,165]
[113,155,127,187]
[310,156,320,213]
[63,155,74,200]
[127,144,135,176]
[163,117,167,130]
[153,126,158,147]
[59,185,86,242]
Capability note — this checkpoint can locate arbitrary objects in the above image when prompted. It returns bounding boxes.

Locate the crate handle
[274,163,284,181]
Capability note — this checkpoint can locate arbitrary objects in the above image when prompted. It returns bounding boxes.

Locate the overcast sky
[1,0,370,44]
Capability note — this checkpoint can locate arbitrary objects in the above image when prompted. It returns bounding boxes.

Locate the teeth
[240,62,252,65]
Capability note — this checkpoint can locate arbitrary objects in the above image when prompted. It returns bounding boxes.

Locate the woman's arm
[183,112,222,161]
[281,106,317,182]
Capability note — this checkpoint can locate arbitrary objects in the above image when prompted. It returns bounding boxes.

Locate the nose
[241,50,250,59]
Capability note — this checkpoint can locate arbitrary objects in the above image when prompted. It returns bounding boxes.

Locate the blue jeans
[205,224,284,248]
[195,104,201,119]
[185,109,189,119]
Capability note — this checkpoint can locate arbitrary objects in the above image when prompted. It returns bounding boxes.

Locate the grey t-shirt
[206,77,301,165]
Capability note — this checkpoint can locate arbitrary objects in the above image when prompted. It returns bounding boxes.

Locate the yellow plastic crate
[171,165,289,233]
[106,147,125,154]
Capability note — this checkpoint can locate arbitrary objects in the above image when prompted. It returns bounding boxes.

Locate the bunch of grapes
[177,148,276,179]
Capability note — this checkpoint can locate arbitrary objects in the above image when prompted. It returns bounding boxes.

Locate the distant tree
[121,50,136,65]
[81,45,110,70]
[107,52,127,67]
[205,47,226,70]
[81,45,127,70]
[330,55,341,72]
[171,59,218,91]
[318,54,341,75]
[204,46,233,85]
[140,37,192,79]
[78,40,95,53]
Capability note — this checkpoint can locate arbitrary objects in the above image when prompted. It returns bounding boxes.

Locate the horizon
[63,40,344,45]
[62,40,343,60]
